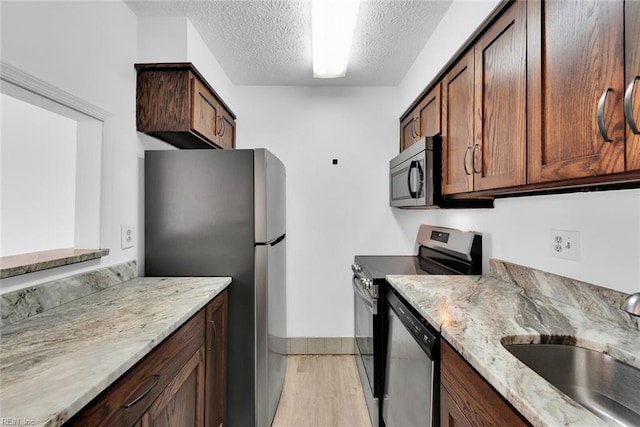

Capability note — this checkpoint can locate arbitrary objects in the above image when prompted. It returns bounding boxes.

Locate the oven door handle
[352,276,377,315]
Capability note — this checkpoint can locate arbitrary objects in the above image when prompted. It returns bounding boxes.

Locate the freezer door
[255,238,287,427]
[255,149,286,243]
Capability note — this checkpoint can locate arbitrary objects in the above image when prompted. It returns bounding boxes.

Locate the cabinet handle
[208,320,218,352]
[472,144,481,174]
[220,118,226,137]
[463,146,472,175]
[415,117,420,139]
[624,76,640,135]
[597,88,613,142]
[216,116,222,136]
[123,374,160,408]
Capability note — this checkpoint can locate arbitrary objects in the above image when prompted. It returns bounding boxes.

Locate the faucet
[622,292,640,317]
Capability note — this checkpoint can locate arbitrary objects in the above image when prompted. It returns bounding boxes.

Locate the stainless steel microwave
[389,135,494,209]
[389,136,438,207]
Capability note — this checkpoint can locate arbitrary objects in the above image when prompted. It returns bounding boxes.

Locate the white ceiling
[125,0,453,86]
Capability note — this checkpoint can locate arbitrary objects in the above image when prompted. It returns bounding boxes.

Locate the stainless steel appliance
[145,149,286,427]
[351,224,482,427]
[384,289,438,427]
[390,137,434,207]
[389,136,493,209]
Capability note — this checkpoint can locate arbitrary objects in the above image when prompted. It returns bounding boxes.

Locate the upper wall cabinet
[626,0,640,170]
[442,51,475,194]
[527,0,625,182]
[136,63,236,150]
[443,0,526,195]
[400,83,441,152]
[472,0,526,191]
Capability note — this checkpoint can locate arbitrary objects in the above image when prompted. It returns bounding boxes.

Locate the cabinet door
[400,113,418,151]
[205,291,228,427]
[442,51,475,194]
[418,83,442,138]
[626,0,640,170]
[473,0,526,191]
[527,0,625,183]
[141,347,205,427]
[191,76,219,145]
[218,108,236,150]
[440,385,472,427]
[440,340,529,427]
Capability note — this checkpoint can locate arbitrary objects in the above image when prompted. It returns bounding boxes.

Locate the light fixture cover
[312,0,360,78]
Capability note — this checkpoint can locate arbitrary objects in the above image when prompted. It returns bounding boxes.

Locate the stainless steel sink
[503,343,640,426]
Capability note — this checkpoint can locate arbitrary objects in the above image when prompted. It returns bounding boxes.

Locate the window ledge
[0,248,109,279]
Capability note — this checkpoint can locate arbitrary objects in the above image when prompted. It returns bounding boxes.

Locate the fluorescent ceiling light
[312,0,360,78]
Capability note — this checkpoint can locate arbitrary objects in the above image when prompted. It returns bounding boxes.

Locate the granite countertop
[0,276,231,427]
[386,262,640,427]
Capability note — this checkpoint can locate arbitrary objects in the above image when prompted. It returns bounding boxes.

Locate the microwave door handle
[416,160,424,197]
[407,160,417,198]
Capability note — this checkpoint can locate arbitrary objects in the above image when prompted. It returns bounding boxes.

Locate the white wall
[233,85,434,337]
[399,0,501,112]
[397,0,640,295]
[135,17,238,273]
[0,1,139,292]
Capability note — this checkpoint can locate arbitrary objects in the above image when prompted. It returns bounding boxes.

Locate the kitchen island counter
[0,276,231,427]
[386,259,639,427]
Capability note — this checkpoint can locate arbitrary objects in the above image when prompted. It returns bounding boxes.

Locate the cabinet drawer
[68,311,205,427]
[440,340,530,427]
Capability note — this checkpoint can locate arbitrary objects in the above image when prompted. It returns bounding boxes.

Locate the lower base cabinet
[67,290,228,427]
[440,339,530,427]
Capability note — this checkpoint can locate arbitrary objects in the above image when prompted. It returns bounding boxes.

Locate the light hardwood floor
[271,355,373,427]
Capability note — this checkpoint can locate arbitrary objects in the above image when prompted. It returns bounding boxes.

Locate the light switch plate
[550,229,579,261]
[121,224,135,249]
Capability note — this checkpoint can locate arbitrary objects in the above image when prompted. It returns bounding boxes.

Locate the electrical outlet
[121,225,135,249]
[550,229,579,261]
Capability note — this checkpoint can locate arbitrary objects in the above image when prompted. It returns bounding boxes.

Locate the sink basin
[503,343,640,426]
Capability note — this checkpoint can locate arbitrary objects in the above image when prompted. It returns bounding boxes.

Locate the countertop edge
[384,273,634,427]
[0,276,232,427]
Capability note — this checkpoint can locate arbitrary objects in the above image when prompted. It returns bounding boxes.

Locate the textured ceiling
[126,0,453,86]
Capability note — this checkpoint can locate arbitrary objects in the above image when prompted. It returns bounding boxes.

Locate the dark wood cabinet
[626,0,640,171]
[472,0,526,191]
[205,291,227,427]
[440,340,530,427]
[527,0,625,183]
[442,51,475,195]
[440,385,472,427]
[136,63,236,150]
[140,348,205,427]
[400,84,441,152]
[68,292,228,427]
[443,1,525,196]
[400,0,640,198]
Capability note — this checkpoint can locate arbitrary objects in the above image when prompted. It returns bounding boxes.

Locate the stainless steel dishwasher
[382,289,439,427]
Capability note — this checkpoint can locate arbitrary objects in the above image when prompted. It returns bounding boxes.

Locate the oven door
[353,276,380,427]
[353,276,376,390]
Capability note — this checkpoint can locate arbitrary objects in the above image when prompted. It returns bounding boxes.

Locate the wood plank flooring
[272,355,373,427]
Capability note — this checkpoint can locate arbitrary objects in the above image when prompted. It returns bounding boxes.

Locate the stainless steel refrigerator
[145,149,287,427]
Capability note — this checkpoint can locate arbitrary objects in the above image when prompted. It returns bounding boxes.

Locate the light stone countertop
[0,276,231,427]
[385,272,640,427]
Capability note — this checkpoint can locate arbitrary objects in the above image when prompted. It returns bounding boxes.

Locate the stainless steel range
[351,224,482,427]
